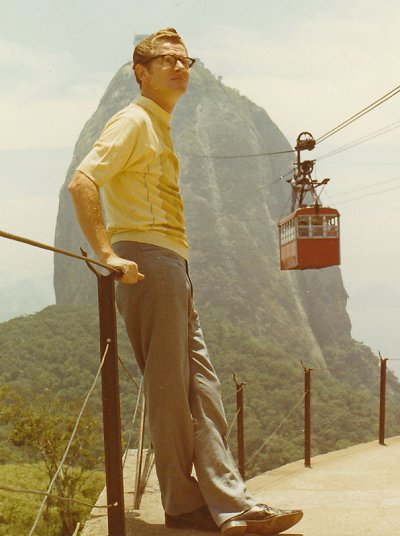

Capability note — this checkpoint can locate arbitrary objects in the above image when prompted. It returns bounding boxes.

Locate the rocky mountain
[54,60,351,368]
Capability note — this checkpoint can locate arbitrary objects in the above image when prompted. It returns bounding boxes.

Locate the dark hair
[133,28,187,85]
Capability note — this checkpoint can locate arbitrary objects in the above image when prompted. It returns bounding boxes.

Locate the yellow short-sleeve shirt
[77,95,189,259]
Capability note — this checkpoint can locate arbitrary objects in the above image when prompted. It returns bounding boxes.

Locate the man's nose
[175,59,187,70]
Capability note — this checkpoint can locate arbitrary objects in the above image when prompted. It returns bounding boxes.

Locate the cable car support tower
[278,132,340,270]
[289,132,329,211]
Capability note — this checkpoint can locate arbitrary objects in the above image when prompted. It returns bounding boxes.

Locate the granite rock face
[54,61,351,367]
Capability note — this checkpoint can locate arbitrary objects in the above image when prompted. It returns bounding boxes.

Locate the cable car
[278,206,340,270]
[278,131,341,270]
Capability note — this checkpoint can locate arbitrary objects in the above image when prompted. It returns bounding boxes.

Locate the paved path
[82,436,400,535]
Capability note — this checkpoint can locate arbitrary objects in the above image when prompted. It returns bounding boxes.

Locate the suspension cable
[317,119,400,161]
[337,183,400,205]
[182,148,295,159]
[315,83,400,145]
[333,175,400,198]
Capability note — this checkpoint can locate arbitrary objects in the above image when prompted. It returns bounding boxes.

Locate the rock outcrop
[54,60,352,368]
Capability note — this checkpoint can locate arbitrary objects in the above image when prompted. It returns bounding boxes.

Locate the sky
[0,0,399,373]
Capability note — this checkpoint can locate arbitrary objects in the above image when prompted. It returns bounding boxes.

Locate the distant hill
[347,284,400,379]
[1,304,399,476]
[0,273,54,322]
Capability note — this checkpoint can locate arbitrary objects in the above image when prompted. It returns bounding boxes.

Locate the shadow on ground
[125,514,303,536]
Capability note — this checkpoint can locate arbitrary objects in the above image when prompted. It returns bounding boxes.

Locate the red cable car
[278,132,341,270]
[278,206,340,270]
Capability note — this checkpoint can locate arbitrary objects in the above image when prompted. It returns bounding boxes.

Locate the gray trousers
[114,241,255,526]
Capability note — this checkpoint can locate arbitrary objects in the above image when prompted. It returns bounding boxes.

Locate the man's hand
[105,254,145,284]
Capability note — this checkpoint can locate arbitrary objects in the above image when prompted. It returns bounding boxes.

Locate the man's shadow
[126,514,303,535]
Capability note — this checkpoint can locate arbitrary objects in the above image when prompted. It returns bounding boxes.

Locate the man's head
[133,28,195,111]
[133,28,187,76]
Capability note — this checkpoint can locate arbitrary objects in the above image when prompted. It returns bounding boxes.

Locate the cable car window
[311,216,323,225]
[297,216,310,238]
[324,215,339,237]
[280,219,296,244]
[310,215,322,237]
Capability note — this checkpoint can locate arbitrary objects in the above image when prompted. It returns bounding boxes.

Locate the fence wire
[226,407,242,440]
[246,392,306,465]
[0,484,113,509]
[123,378,144,468]
[28,340,111,536]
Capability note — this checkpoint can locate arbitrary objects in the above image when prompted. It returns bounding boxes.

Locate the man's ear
[134,63,146,84]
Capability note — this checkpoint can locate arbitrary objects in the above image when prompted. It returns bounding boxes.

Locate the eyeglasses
[141,54,196,70]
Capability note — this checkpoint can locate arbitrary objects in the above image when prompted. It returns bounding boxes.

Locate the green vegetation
[0,386,105,535]
[201,311,400,475]
[0,462,104,536]
[0,303,399,534]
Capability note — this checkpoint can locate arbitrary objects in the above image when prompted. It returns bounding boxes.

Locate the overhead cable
[317,119,400,161]
[220,177,282,216]
[333,175,400,198]
[315,83,400,145]
[181,148,295,159]
[337,183,400,205]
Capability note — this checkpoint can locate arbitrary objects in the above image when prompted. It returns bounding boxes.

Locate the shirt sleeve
[76,111,140,188]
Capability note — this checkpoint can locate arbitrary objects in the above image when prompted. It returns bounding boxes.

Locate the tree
[0,386,103,535]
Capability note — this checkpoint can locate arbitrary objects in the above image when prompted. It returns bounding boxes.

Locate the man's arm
[68,170,144,284]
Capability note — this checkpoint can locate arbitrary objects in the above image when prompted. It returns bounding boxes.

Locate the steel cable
[0,229,119,274]
[123,378,143,467]
[246,392,306,465]
[316,120,400,161]
[226,407,242,440]
[118,356,141,391]
[0,484,114,509]
[315,83,400,145]
[28,341,111,536]
[181,149,295,159]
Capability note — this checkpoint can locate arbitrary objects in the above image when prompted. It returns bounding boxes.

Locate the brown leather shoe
[165,505,219,532]
[220,503,303,535]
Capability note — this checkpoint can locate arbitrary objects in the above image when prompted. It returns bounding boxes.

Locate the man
[69,28,303,535]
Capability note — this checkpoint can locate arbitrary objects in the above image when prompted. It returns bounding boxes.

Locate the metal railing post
[133,393,146,510]
[379,353,388,446]
[302,362,313,468]
[233,374,245,479]
[97,272,126,536]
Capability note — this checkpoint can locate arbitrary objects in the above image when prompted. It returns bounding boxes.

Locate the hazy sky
[0,1,399,369]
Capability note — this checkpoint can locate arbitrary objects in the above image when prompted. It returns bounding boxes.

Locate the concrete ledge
[81,437,400,535]
[249,436,400,536]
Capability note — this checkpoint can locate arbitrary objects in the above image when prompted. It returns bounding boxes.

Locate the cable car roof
[279,206,340,226]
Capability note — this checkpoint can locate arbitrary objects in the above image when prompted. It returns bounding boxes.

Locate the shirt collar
[134,95,172,127]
